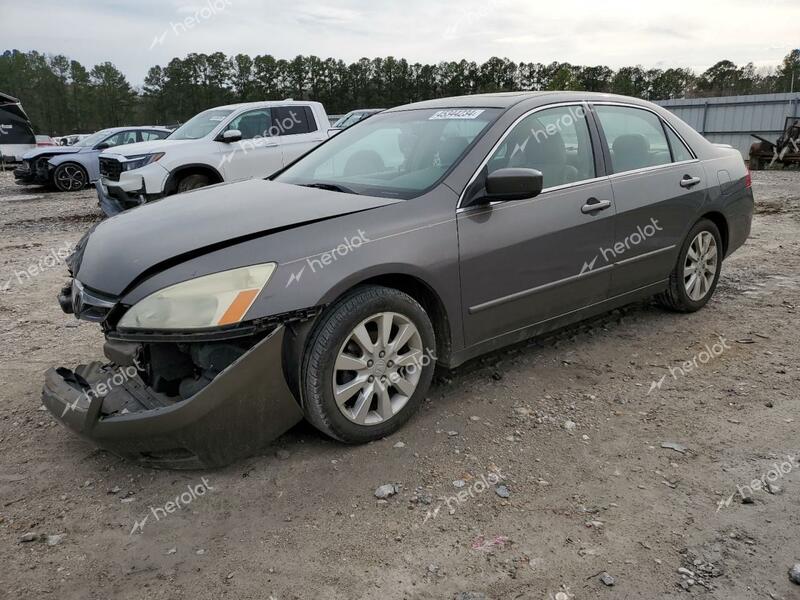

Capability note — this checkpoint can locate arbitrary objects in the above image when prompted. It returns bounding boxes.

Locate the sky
[1,0,798,86]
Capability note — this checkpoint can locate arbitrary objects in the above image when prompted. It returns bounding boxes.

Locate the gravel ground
[0,169,799,599]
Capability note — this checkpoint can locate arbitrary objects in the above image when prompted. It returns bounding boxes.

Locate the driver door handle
[680,175,702,188]
[581,198,612,214]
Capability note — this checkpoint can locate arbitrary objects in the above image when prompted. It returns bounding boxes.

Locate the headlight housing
[122,153,165,171]
[118,263,276,330]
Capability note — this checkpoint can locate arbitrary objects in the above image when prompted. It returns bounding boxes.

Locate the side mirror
[95,142,111,150]
[220,129,242,143]
[484,168,544,202]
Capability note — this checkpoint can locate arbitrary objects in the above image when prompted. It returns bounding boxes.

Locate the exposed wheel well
[359,274,452,365]
[700,211,729,256]
[165,165,223,195]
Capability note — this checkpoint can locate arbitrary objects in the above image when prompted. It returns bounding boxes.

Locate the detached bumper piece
[96,181,150,218]
[42,326,303,469]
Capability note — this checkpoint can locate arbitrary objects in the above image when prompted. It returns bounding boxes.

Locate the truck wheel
[176,173,210,193]
[53,163,88,192]
[656,219,723,313]
[301,285,436,443]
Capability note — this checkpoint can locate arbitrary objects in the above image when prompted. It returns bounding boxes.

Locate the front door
[458,104,616,347]
[218,108,284,182]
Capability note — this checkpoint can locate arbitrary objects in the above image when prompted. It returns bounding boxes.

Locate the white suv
[96,100,329,215]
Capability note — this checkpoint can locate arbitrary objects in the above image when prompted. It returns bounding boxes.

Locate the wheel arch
[282,269,455,405]
[699,211,729,256]
[164,163,224,195]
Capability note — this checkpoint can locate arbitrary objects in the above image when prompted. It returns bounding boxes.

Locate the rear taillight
[745,164,752,189]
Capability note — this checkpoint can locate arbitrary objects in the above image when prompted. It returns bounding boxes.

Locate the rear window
[273,106,318,136]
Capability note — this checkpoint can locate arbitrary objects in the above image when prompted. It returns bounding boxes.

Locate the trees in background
[1,49,797,135]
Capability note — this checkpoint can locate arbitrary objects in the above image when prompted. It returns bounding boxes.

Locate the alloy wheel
[333,311,424,426]
[683,231,718,301]
[56,165,86,191]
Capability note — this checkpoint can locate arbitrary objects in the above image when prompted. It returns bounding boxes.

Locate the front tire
[656,219,723,312]
[176,173,210,193]
[301,285,436,443]
[52,163,88,192]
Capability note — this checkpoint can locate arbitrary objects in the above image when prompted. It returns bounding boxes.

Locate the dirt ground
[0,168,798,600]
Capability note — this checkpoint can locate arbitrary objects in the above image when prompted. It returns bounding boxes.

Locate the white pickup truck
[96,100,329,215]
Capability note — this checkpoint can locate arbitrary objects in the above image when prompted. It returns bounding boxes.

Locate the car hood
[75,178,403,296]
[22,146,82,160]
[102,138,191,158]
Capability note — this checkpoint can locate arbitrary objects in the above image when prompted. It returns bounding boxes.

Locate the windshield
[75,129,113,148]
[335,112,369,129]
[277,108,500,199]
[168,109,234,140]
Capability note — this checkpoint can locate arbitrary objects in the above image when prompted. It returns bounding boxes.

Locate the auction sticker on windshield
[429,109,486,120]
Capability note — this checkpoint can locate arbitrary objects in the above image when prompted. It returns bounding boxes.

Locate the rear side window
[141,130,169,141]
[273,106,317,136]
[665,125,694,162]
[486,105,596,189]
[595,105,671,174]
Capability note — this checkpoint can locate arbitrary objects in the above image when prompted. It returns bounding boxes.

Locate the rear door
[274,106,324,167]
[591,103,708,296]
[457,103,616,347]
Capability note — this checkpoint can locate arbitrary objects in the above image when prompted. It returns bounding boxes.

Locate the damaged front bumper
[42,326,304,469]
[96,180,151,217]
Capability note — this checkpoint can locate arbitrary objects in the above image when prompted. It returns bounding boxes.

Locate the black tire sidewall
[673,219,723,311]
[303,286,436,443]
[178,174,210,193]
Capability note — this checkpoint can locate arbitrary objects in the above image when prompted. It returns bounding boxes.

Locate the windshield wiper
[300,182,358,195]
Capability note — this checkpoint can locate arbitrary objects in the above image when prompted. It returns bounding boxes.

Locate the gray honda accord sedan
[43,92,754,468]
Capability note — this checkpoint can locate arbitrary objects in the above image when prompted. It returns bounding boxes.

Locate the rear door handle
[680,175,702,188]
[581,198,612,214]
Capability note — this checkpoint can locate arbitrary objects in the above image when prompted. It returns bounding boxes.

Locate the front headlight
[118,263,276,330]
[123,153,165,171]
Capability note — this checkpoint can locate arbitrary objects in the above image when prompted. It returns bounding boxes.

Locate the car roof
[208,100,323,111]
[387,91,656,112]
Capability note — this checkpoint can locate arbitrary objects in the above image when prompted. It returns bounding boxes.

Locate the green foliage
[0,49,796,134]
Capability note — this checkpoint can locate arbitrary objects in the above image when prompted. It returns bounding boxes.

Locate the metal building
[656,93,800,159]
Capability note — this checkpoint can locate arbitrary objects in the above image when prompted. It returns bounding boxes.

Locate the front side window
[595,105,671,174]
[276,108,500,199]
[169,109,234,140]
[487,105,596,189]
[225,109,272,140]
[102,130,139,147]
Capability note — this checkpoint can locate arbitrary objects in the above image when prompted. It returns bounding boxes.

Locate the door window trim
[589,101,699,180]
[456,101,602,210]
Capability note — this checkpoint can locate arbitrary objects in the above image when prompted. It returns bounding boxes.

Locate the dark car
[43,92,753,469]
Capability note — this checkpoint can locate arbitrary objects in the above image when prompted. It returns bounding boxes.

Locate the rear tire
[176,173,210,193]
[301,285,436,443]
[52,163,88,192]
[656,218,723,313]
